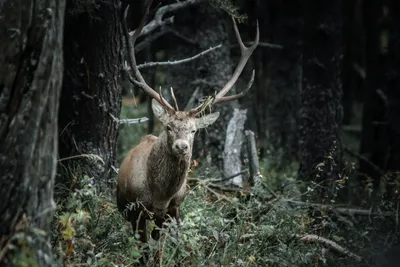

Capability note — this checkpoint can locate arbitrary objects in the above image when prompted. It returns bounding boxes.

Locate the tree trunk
[262,0,302,165]
[58,0,122,191]
[224,109,247,187]
[298,0,343,198]
[0,0,65,265]
[358,1,400,198]
[358,0,386,191]
[342,0,365,125]
[164,4,236,167]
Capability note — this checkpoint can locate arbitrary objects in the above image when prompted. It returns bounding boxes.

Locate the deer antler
[189,17,259,115]
[122,1,175,112]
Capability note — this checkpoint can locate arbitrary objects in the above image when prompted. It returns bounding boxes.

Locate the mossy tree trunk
[58,0,122,191]
[0,0,65,265]
[298,0,343,198]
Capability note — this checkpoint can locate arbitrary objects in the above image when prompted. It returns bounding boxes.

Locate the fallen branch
[137,44,222,69]
[297,234,362,261]
[282,199,394,217]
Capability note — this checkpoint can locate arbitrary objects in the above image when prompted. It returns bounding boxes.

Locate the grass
[49,101,400,267]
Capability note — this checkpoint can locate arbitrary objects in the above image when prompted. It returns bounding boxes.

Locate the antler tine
[188,17,259,115]
[214,18,259,102]
[122,1,174,112]
[170,87,179,111]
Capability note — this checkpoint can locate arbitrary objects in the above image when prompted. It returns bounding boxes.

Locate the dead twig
[297,234,362,261]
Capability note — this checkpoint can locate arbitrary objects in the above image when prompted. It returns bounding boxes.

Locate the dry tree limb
[131,0,205,38]
[136,44,222,69]
[344,147,386,178]
[297,234,362,262]
[109,113,149,124]
[231,41,283,49]
[282,199,394,217]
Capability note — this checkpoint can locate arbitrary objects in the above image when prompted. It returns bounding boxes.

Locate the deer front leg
[131,209,147,243]
[151,216,165,241]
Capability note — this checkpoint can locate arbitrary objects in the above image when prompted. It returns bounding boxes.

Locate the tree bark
[298,0,343,197]
[358,0,386,191]
[261,0,302,165]
[164,4,237,167]
[358,1,400,198]
[342,0,365,125]
[0,0,65,265]
[223,109,247,187]
[58,0,122,191]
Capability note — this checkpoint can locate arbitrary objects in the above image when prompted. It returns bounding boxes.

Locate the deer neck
[147,131,191,199]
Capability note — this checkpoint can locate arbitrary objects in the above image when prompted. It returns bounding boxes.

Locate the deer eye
[191,130,196,134]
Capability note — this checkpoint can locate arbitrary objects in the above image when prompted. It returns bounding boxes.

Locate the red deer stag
[117,2,259,244]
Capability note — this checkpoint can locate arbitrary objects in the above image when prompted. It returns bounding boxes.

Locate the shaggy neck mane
[147,131,191,199]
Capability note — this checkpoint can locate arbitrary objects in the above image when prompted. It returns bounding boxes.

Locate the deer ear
[152,99,168,123]
[195,112,220,129]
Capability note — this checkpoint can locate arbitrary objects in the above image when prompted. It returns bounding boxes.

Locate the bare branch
[109,113,149,124]
[137,44,222,69]
[231,41,284,50]
[282,199,394,217]
[297,234,362,261]
[344,147,386,178]
[119,118,149,124]
[135,18,174,53]
[167,26,196,45]
[130,0,205,38]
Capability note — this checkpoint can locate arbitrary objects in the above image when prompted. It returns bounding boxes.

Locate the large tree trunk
[261,0,302,165]
[358,0,386,191]
[298,0,343,198]
[0,0,65,265]
[165,4,236,167]
[342,0,365,125]
[58,0,122,191]
[358,1,400,198]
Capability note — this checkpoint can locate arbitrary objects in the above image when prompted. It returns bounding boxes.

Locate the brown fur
[116,102,219,250]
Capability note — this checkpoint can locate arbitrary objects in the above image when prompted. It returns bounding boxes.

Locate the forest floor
[51,103,400,267]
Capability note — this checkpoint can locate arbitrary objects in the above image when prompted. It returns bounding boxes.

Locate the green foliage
[51,102,399,267]
[51,164,351,267]
[117,103,149,164]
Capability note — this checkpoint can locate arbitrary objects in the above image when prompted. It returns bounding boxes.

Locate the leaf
[331,235,344,242]
[212,229,219,241]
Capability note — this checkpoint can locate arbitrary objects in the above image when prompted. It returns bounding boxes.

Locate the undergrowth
[50,103,400,267]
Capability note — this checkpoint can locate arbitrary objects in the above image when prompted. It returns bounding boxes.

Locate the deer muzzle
[173,140,190,155]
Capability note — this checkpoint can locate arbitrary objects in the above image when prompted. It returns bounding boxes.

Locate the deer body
[117,105,219,242]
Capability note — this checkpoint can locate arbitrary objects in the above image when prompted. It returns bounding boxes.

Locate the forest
[0,0,399,266]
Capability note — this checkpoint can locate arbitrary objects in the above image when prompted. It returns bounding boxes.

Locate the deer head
[151,99,220,157]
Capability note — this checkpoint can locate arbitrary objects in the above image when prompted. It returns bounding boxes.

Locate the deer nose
[174,141,189,154]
